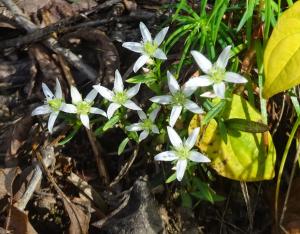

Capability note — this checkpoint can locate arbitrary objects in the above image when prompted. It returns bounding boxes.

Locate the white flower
[93,70,142,119]
[150,71,204,127]
[32,79,76,133]
[70,86,106,129]
[154,127,210,181]
[126,107,160,142]
[185,46,248,99]
[122,22,169,72]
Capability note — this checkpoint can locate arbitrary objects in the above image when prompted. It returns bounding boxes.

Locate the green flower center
[143,41,158,56]
[113,91,128,105]
[176,147,190,159]
[172,91,186,106]
[209,66,225,83]
[48,98,63,112]
[76,101,91,115]
[142,119,153,131]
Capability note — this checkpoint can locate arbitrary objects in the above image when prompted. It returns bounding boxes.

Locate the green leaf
[118,138,129,155]
[181,192,193,208]
[166,172,177,183]
[224,118,269,133]
[58,125,80,145]
[202,99,226,125]
[95,114,120,136]
[126,74,157,84]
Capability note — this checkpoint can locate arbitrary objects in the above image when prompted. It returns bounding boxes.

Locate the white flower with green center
[31,79,77,133]
[126,107,160,142]
[93,70,142,119]
[154,127,210,181]
[150,71,204,127]
[185,46,248,99]
[70,86,106,129]
[122,22,169,72]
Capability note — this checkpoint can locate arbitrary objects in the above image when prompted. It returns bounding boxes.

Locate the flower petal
[126,123,143,131]
[139,130,149,142]
[93,85,114,102]
[189,151,211,163]
[150,95,172,104]
[149,107,161,121]
[114,70,124,92]
[216,45,231,69]
[200,91,217,98]
[137,110,147,120]
[122,42,144,53]
[123,100,141,110]
[55,78,63,99]
[60,103,77,113]
[224,72,248,83]
[42,83,54,100]
[185,127,200,150]
[154,26,169,46]
[167,71,180,94]
[167,126,183,148]
[133,55,149,73]
[184,76,213,89]
[90,107,107,117]
[80,114,90,129]
[213,82,226,99]
[107,103,121,119]
[32,105,51,116]
[70,86,82,104]
[48,111,58,133]
[151,125,159,134]
[126,83,141,98]
[169,105,182,127]
[153,48,167,60]
[140,22,152,42]
[154,151,178,161]
[176,159,187,181]
[184,100,204,114]
[191,50,212,74]
[85,89,98,103]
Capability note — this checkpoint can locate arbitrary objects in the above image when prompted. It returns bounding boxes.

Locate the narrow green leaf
[202,99,226,125]
[224,118,269,133]
[126,74,157,84]
[118,138,129,155]
[58,126,80,145]
[166,172,177,183]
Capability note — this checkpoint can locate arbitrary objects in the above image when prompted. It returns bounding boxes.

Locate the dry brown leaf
[123,0,137,11]
[0,167,20,199]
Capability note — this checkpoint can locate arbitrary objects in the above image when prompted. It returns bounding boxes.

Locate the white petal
[60,103,77,113]
[189,151,211,163]
[80,114,90,129]
[133,55,149,73]
[182,84,197,97]
[140,22,152,42]
[151,125,159,134]
[150,95,172,104]
[191,50,212,74]
[167,71,180,94]
[200,91,217,98]
[107,103,121,119]
[153,48,167,60]
[176,159,187,181]
[85,89,98,103]
[123,100,142,110]
[55,78,63,99]
[169,105,182,127]
[137,110,147,120]
[126,83,141,98]
[167,126,183,148]
[114,70,124,92]
[48,112,58,133]
[93,85,114,102]
[42,83,54,100]
[216,45,231,69]
[126,123,143,131]
[122,42,144,53]
[90,107,107,117]
[185,127,200,150]
[149,107,161,121]
[154,151,178,161]
[184,76,213,89]
[139,130,149,142]
[154,26,169,46]
[70,86,82,104]
[213,82,226,99]
[224,72,248,83]
[184,100,204,114]
[32,105,51,116]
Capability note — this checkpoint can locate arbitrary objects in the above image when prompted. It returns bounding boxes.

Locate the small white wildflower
[185,46,248,99]
[150,71,204,127]
[126,107,160,142]
[70,86,106,129]
[93,70,142,119]
[32,79,76,133]
[122,22,169,72]
[154,127,210,181]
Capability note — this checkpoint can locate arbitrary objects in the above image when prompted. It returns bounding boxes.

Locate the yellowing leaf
[263,1,300,98]
[189,95,276,181]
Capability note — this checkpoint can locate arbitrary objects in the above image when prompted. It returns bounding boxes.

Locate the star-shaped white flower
[93,70,142,119]
[31,79,77,133]
[150,71,204,127]
[185,46,248,99]
[126,107,160,142]
[154,127,210,181]
[70,86,107,129]
[122,22,169,72]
